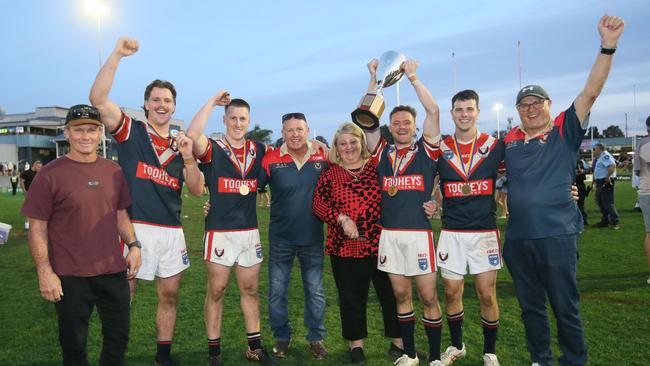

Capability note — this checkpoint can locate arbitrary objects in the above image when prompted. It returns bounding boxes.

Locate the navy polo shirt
[260,143,328,246]
[504,104,586,239]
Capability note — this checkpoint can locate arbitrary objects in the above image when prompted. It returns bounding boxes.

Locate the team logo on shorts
[443,150,454,160]
[255,243,263,259]
[488,254,500,266]
[181,249,189,265]
[418,253,429,270]
[438,251,448,263]
[215,248,225,258]
[379,255,387,266]
[418,258,429,270]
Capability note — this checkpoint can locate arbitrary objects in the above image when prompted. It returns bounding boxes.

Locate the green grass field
[1,182,649,365]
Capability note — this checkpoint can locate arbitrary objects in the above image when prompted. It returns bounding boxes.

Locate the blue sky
[2,0,649,141]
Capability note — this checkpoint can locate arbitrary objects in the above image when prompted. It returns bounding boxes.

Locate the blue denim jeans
[503,235,587,366]
[268,243,326,342]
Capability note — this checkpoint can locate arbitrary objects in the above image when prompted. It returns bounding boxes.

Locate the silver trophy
[352,51,406,130]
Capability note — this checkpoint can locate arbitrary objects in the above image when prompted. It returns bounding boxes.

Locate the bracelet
[183,157,197,165]
[600,47,616,55]
[407,73,418,83]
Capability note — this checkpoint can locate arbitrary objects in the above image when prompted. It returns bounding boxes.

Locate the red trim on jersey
[197,141,213,163]
[112,113,132,142]
[441,228,500,233]
[555,111,566,139]
[427,231,436,272]
[131,220,183,229]
[378,227,434,233]
[205,227,258,233]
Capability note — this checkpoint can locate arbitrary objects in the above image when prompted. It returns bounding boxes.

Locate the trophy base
[351,92,385,130]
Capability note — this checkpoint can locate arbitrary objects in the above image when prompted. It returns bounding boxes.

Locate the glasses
[516,99,546,111]
[282,112,306,122]
[68,106,100,120]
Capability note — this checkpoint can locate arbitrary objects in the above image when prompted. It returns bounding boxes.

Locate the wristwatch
[127,240,142,249]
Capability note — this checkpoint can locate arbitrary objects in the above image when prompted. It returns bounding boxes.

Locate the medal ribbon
[390,144,411,179]
[146,123,177,151]
[223,138,249,180]
[452,134,478,181]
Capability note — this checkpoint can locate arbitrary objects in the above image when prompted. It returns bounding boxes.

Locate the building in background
[0,106,183,167]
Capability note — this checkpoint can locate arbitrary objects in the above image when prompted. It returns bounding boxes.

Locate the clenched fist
[113,37,139,58]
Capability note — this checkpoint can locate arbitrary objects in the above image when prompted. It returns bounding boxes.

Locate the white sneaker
[483,353,500,366]
[394,354,419,366]
[430,361,444,366]
[532,363,541,366]
[646,277,650,285]
[441,343,466,365]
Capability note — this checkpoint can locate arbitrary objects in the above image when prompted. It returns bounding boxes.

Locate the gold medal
[461,183,471,195]
[239,185,250,196]
[387,185,398,196]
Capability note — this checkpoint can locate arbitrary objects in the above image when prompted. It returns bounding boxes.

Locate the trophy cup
[351,51,406,130]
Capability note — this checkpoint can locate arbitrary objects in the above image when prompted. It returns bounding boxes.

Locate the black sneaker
[272,340,290,359]
[245,347,277,366]
[154,356,178,366]
[208,355,223,366]
[349,347,366,365]
[592,221,609,228]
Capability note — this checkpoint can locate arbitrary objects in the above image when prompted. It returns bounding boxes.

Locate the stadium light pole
[493,103,503,138]
[85,0,110,158]
[85,0,110,68]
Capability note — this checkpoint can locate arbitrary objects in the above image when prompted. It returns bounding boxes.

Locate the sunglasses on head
[282,112,306,122]
[70,106,100,120]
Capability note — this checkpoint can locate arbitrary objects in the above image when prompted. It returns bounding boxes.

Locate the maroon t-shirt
[21,156,131,276]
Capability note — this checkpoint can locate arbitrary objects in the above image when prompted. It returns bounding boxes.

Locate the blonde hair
[328,122,371,164]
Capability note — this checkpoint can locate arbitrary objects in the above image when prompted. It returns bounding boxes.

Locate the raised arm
[28,218,63,302]
[176,131,205,196]
[89,37,140,132]
[186,91,231,157]
[573,14,624,124]
[402,60,440,144]
[363,59,382,150]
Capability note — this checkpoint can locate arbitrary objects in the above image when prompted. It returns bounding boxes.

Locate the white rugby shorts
[203,228,263,267]
[377,228,436,276]
[126,222,190,280]
[436,229,502,278]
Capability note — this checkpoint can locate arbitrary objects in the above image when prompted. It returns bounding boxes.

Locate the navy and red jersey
[438,133,504,230]
[112,113,184,227]
[371,137,439,230]
[260,143,328,247]
[198,138,266,231]
[504,104,586,239]
[313,161,382,258]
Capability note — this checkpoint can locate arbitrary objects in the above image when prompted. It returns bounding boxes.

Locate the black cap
[516,85,550,104]
[65,104,102,126]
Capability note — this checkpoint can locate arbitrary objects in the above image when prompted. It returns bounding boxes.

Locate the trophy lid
[376,51,406,89]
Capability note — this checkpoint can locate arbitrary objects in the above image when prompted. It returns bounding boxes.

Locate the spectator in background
[592,143,619,229]
[632,115,650,285]
[20,160,42,230]
[576,157,590,225]
[10,171,19,195]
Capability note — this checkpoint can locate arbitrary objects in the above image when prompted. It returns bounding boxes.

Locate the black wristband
[127,240,142,249]
[600,47,616,55]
